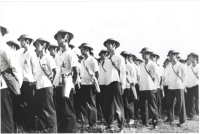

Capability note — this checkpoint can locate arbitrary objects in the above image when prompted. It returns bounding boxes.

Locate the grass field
[15,114,199,133]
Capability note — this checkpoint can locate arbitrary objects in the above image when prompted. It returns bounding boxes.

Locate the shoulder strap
[110,57,120,77]
[39,60,52,83]
[144,65,154,82]
[101,61,106,72]
[171,66,184,82]
[191,66,199,79]
[82,60,93,79]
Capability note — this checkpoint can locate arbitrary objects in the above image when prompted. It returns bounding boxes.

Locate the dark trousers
[56,87,77,133]
[156,88,163,119]
[96,85,107,121]
[1,88,14,133]
[185,85,199,118]
[134,84,140,118]
[73,84,81,121]
[104,82,124,128]
[166,89,186,124]
[139,90,159,126]
[79,85,97,126]
[162,86,168,111]
[122,88,134,122]
[20,81,35,130]
[34,87,57,132]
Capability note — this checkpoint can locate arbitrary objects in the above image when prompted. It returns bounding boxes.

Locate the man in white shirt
[17,34,37,130]
[186,52,199,119]
[166,50,187,127]
[33,38,57,132]
[139,47,159,129]
[103,38,126,132]
[0,26,23,133]
[97,49,108,121]
[120,51,135,125]
[128,53,141,119]
[54,30,79,132]
[79,43,99,127]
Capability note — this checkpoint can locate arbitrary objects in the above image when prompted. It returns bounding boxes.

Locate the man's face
[80,47,87,55]
[35,41,45,52]
[105,42,115,52]
[19,38,27,48]
[56,34,66,47]
[49,47,57,57]
[169,53,176,62]
[100,52,106,59]
[189,55,195,63]
[8,44,17,51]
[142,52,150,60]
[128,56,133,63]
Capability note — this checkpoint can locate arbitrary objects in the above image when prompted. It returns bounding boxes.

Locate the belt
[23,81,36,86]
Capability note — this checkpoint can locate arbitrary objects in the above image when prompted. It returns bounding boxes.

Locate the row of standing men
[0,26,199,133]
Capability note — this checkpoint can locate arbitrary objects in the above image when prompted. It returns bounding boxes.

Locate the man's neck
[84,53,90,59]
[172,60,177,66]
[23,44,29,53]
[192,62,197,67]
[145,58,149,65]
[109,50,115,57]
[39,49,46,59]
[61,43,69,53]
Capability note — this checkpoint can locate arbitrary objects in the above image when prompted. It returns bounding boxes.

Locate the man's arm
[72,66,79,85]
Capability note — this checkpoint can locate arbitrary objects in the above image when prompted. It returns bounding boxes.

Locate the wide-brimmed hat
[99,49,108,56]
[33,38,50,48]
[78,43,93,51]
[17,34,34,43]
[167,50,180,57]
[151,53,160,59]
[120,51,130,56]
[69,44,75,49]
[6,40,20,50]
[136,58,143,62]
[48,44,59,51]
[188,52,198,58]
[140,47,153,54]
[0,26,9,35]
[54,30,74,41]
[103,38,120,48]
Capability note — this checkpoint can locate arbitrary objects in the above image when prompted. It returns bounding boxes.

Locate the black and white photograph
[0,0,199,133]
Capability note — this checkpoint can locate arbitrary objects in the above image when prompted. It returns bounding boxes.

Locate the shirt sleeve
[118,56,126,89]
[2,50,23,87]
[30,52,37,80]
[93,58,99,72]
[69,52,79,68]
[48,56,57,71]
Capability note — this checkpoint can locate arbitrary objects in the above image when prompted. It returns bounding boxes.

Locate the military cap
[17,34,34,43]
[99,49,108,56]
[140,47,153,54]
[167,50,180,57]
[6,40,20,50]
[33,38,50,48]
[54,30,74,41]
[78,43,93,51]
[103,38,120,48]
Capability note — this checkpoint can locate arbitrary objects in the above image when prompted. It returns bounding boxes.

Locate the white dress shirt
[0,45,23,89]
[98,60,107,85]
[125,62,135,88]
[168,62,187,90]
[103,54,126,89]
[80,55,99,85]
[53,54,62,87]
[35,53,57,89]
[132,63,140,84]
[186,64,199,88]
[139,60,159,91]
[20,49,37,82]
[163,63,172,86]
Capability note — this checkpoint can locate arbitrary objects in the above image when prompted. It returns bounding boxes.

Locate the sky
[0,0,199,65]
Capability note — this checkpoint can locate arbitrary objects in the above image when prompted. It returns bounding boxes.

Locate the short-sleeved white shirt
[35,53,57,89]
[20,49,37,82]
[187,64,199,88]
[98,60,107,85]
[80,55,99,85]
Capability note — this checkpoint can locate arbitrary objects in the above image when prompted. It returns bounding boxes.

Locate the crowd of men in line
[0,25,199,133]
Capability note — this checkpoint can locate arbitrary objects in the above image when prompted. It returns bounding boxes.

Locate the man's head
[103,38,120,52]
[0,26,8,37]
[167,50,179,62]
[150,53,160,62]
[189,52,198,64]
[17,34,34,49]
[6,40,20,51]
[79,43,93,56]
[140,47,153,61]
[48,44,59,57]
[99,49,108,60]
[54,30,74,47]
[33,38,50,53]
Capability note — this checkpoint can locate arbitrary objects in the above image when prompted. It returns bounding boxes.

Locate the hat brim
[17,37,34,43]
[6,42,20,50]
[54,31,74,41]
[78,45,93,51]
[0,26,9,35]
[33,40,50,49]
[103,39,120,48]
[140,51,153,54]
